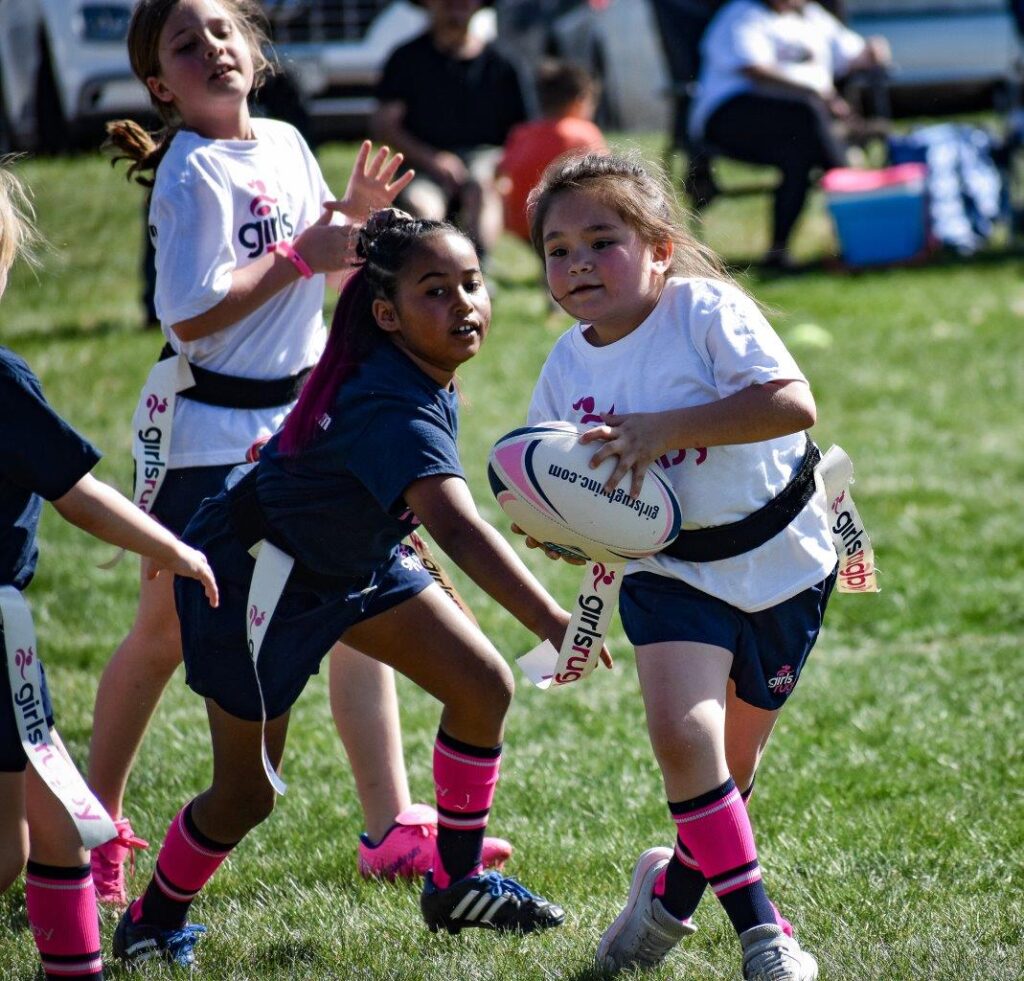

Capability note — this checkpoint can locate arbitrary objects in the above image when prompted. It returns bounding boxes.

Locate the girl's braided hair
[279,209,465,455]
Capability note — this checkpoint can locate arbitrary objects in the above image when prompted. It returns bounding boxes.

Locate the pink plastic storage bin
[821,164,929,267]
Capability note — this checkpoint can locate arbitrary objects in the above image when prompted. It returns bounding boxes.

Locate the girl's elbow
[170,320,200,343]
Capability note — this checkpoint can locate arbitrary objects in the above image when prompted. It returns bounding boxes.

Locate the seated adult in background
[372,0,528,263]
[688,0,889,268]
[498,59,608,244]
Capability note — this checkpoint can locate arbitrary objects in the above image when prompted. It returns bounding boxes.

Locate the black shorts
[175,501,433,722]
[149,464,237,536]
[619,570,836,710]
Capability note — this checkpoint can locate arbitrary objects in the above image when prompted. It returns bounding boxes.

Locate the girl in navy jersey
[92,0,509,903]
[525,152,839,981]
[114,210,583,967]
[0,163,218,981]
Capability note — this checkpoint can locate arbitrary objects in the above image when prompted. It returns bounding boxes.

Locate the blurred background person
[372,0,528,264]
[687,0,889,268]
[497,58,607,246]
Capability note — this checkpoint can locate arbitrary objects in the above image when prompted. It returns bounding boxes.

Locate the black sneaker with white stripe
[421,870,565,934]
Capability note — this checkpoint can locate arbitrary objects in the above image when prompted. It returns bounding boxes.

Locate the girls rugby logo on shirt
[570,394,708,470]
[239,180,296,259]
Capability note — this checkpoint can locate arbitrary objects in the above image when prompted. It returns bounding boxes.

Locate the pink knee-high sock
[671,778,776,935]
[133,801,235,929]
[25,862,103,980]
[738,783,793,937]
[431,728,501,888]
[659,781,793,935]
[672,780,761,896]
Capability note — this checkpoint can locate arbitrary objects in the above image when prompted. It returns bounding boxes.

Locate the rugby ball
[487,421,682,563]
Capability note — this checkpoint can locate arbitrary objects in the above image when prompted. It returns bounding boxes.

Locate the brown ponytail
[104,119,174,187]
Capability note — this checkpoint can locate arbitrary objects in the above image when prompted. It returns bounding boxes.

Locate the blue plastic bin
[822,164,929,267]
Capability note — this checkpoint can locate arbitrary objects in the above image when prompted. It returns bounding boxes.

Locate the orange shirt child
[497,60,606,244]
[499,114,607,242]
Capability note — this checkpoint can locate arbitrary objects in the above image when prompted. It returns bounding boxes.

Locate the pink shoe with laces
[91,817,149,906]
[357,803,513,881]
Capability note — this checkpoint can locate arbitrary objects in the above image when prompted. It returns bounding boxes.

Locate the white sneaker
[741,923,819,981]
[596,847,696,973]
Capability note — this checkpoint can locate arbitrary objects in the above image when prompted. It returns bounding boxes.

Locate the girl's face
[147,0,255,138]
[541,190,672,345]
[373,231,490,386]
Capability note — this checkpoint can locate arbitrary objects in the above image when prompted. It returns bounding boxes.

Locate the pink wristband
[274,240,313,279]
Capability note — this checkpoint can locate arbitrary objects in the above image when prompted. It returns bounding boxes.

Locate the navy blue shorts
[149,464,237,536]
[619,570,836,710]
[0,636,55,772]
[175,502,433,722]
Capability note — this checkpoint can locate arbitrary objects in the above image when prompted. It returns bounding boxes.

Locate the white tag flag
[517,560,623,690]
[100,353,195,569]
[245,540,294,795]
[815,445,880,593]
[1,587,117,848]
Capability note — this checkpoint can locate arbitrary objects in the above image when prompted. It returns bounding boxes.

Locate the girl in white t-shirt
[525,151,837,981]
[89,0,509,906]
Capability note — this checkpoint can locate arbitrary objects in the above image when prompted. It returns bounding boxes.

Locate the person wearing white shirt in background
[689,0,889,269]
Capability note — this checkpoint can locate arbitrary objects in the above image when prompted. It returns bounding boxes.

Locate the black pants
[704,91,848,251]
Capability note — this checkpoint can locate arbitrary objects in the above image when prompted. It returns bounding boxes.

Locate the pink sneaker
[357,803,513,880]
[91,817,149,906]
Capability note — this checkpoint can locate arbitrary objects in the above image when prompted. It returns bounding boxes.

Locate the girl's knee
[479,654,514,714]
[443,652,513,739]
[204,781,277,839]
[648,710,724,781]
[234,785,277,827]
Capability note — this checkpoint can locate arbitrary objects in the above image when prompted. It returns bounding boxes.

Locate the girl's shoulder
[660,277,769,342]
[152,130,225,192]
[664,276,756,313]
[155,120,308,187]
[250,116,308,148]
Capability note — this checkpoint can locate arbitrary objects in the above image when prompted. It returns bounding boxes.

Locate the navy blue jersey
[0,347,101,588]
[244,342,463,580]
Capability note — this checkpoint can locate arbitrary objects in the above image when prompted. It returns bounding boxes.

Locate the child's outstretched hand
[580,412,665,498]
[325,140,415,223]
[144,545,219,607]
[510,523,587,566]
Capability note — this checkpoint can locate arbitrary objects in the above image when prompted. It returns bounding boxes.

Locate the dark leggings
[704,90,848,250]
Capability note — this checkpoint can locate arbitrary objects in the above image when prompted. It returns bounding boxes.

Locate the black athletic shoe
[421,870,565,935]
[112,906,207,967]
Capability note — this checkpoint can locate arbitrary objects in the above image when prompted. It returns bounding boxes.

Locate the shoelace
[163,924,207,964]
[633,910,680,963]
[751,942,793,981]
[116,823,150,877]
[479,872,536,901]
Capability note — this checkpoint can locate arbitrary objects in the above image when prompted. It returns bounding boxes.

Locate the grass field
[1,138,1022,980]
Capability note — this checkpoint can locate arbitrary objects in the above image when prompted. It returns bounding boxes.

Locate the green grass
[1,137,1023,979]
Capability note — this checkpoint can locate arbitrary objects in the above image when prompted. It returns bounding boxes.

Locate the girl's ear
[372,298,399,334]
[651,238,673,275]
[146,76,175,105]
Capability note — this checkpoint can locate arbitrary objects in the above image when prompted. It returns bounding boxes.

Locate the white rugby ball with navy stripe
[488,421,682,563]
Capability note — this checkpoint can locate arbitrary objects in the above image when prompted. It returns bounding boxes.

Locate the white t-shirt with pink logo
[528,276,836,612]
[150,118,334,467]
